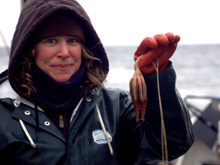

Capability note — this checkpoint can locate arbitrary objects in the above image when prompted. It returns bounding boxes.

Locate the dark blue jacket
[1,0,194,164]
[0,64,194,165]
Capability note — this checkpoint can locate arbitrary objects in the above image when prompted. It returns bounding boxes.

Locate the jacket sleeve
[119,61,194,165]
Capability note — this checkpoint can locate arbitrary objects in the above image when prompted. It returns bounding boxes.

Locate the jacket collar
[0,80,103,144]
[0,79,43,110]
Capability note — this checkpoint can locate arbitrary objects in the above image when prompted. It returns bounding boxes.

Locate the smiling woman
[0,0,194,165]
[31,13,84,82]
[34,36,82,83]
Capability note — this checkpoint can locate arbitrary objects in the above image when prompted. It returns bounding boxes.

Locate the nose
[57,42,70,58]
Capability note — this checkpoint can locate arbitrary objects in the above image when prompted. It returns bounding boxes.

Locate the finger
[153,34,169,46]
[134,37,158,58]
[165,32,175,43]
[150,44,176,72]
[174,35,181,43]
[138,48,161,71]
[166,32,181,44]
[140,54,169,76]
[159,61,169,72]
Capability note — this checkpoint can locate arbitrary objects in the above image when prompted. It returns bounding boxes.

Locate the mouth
[51,64,73,70]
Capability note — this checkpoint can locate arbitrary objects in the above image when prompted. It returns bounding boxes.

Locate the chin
[53,76,71,83]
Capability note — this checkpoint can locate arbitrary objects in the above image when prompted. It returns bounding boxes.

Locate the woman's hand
[134,32,180,76]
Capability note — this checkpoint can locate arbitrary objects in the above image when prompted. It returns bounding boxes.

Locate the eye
[68,38,79,43]
[47,39,56,44]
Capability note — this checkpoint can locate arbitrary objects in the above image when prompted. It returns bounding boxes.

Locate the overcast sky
[0,0,220,47]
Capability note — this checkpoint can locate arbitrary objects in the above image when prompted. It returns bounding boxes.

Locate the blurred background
[1,0,220,98]
[1,1,220,164]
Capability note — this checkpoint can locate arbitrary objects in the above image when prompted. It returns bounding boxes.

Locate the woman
[0,0,194,164]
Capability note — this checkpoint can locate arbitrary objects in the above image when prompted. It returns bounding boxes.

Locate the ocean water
[1,45,219,164]
[1,44,220,100]
[105,44,220,99]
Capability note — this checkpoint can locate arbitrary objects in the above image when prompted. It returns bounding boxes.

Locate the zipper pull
[59,115,64,128]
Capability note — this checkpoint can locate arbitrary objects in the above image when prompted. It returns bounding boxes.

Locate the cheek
[76,52,82,62]
[72,48,82,62]
[34,48,54,73]
[35,48,53,64]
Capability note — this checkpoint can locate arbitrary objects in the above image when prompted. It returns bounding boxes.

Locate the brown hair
[14,44,107,97]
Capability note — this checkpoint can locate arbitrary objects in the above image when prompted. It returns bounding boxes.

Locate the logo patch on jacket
[92,130,112,144]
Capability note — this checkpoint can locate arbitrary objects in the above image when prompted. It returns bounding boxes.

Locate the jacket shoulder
[0,79,18,100]
[100,87,130,99]
[98,87,133,110]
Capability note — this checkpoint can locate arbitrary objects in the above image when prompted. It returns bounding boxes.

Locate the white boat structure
[172,95,220,165]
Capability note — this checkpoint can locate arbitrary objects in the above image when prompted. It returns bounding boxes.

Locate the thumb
[138,48,161,75]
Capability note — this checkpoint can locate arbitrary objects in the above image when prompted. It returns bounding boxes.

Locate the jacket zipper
[59,115,64,128]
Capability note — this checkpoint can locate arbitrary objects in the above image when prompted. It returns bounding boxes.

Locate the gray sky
[1,0,220,47]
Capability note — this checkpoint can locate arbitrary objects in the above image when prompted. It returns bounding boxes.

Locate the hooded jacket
[0,0,194,164]
[9,0,109,102]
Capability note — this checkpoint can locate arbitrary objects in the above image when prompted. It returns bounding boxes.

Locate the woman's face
[34,36,82,83]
